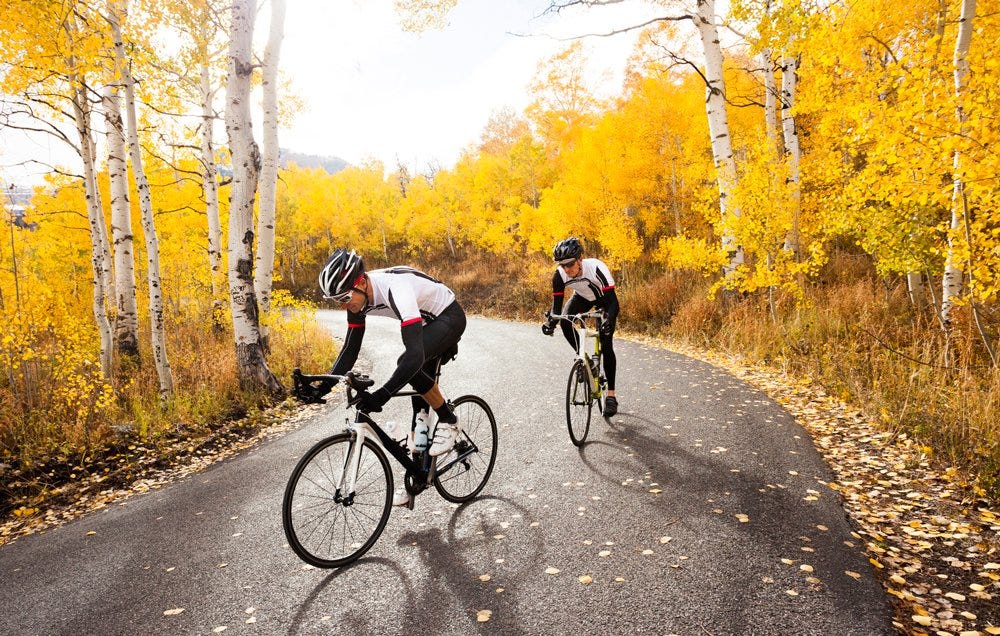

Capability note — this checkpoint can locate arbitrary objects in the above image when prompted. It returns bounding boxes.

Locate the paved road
[0,312,893,635]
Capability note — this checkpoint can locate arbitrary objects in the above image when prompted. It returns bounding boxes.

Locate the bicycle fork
[334,427,366,506]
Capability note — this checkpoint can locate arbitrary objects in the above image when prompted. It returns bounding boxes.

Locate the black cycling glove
[541,320,556,336]
[358,387,392,413]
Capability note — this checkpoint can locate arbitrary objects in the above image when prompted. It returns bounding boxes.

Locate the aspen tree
[940,0,977,327]
[102,81,140,360]
[224,0,281,393]
[107,0,174,396]
[254,0,286,344]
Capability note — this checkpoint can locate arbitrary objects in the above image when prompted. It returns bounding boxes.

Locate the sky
[278,0,667,172]
[1,0,670,187]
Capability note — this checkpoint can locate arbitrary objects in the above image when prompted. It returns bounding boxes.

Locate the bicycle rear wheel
[434,395,498,503]
[566,359,591,446]
[282,432,392,568]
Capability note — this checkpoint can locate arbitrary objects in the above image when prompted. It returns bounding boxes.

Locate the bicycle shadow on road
[393,495,541,635]
[287,556,409,635]
[572,413,687,492]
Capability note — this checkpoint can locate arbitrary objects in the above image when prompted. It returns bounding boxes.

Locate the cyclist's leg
[599,307,618,417]
[560,296,592,350]
[409,302,466,429]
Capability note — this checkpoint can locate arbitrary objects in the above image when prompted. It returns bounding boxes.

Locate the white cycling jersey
[360,267,456,326]
[555,258,615,302]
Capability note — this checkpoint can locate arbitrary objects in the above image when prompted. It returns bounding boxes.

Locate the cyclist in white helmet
[542,237,621,416]
[315,248,465,475]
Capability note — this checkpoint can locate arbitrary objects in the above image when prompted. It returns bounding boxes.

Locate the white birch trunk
[694,0,744,278]
[780,51,802,255]
[254,0,285,333]
[941,0,977,326]
[103,82,140,359]
[225,0,281,393]
[109,0,174,396]
[71,76,113,378]
[762,51,778,153]
[198,8,225,329]
[201,61,224,325]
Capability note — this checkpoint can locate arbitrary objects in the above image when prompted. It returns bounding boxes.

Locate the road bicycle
[546,310,608,446]
[283,360,498,568]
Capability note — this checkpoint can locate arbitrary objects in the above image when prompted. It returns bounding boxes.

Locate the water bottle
[413,410,429,452]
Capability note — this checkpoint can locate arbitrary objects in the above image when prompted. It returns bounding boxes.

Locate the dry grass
[0,306,336,472]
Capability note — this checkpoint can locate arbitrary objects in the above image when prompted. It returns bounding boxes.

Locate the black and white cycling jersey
[552,258,615,302]
[357,267,456,326]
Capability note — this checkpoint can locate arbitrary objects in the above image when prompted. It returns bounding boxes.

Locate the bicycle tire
[282,432,393,568]
[566,359,591,446]
[434,395,498,503]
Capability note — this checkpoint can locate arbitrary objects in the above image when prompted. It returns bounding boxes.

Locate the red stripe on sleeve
[400,317,422,327]
[552,292,564,297]
[602,286,615,291]
[347,323,365,329]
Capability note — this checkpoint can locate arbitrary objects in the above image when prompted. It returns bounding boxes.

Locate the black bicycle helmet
[318,248,365,297]
[553,237,583,262]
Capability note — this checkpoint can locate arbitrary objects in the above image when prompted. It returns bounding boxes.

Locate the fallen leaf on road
[545,567,560,575]
[845,571,862,580]
[598,550,611,557]
[163,608,185,616]
[476,610,492,623]
[659,536,672,543]
[579,575,593,585]
[800,564,814,573]
[479,574,491,582]
[735,514,749,523]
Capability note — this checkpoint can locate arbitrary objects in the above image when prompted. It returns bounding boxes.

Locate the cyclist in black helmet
[542,237,621,417]
[313,248,466,506]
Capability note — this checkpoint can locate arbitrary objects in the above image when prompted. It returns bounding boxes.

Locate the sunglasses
[559,258,579,267]
[326,288,355,303]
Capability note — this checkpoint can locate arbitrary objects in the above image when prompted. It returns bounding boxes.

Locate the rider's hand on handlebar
[541,320,556,336]
[357,387,391,413]
[599,319,614,336]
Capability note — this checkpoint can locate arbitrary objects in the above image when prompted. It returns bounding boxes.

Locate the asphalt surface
[0,311,894,635]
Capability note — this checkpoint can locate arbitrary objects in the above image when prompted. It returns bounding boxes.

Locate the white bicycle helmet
[318,248,365,298]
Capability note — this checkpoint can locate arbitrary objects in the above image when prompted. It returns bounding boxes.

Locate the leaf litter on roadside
[644,337,1000,636]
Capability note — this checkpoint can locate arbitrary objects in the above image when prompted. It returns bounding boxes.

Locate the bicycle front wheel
[282,432,392,568]
[566,359,592,446]
[434,395,498,503]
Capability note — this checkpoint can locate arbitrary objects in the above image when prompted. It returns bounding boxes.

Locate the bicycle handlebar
[291,368,375,406]
[546,310,606,326]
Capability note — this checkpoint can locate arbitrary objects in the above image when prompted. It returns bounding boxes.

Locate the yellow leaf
[545,567,560,575]
[845,571,862,580]
[479,574,491,582]
[476,610,492,623]
[163,608,185,616]
[911,615,932,626]
[578,575,593,585]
